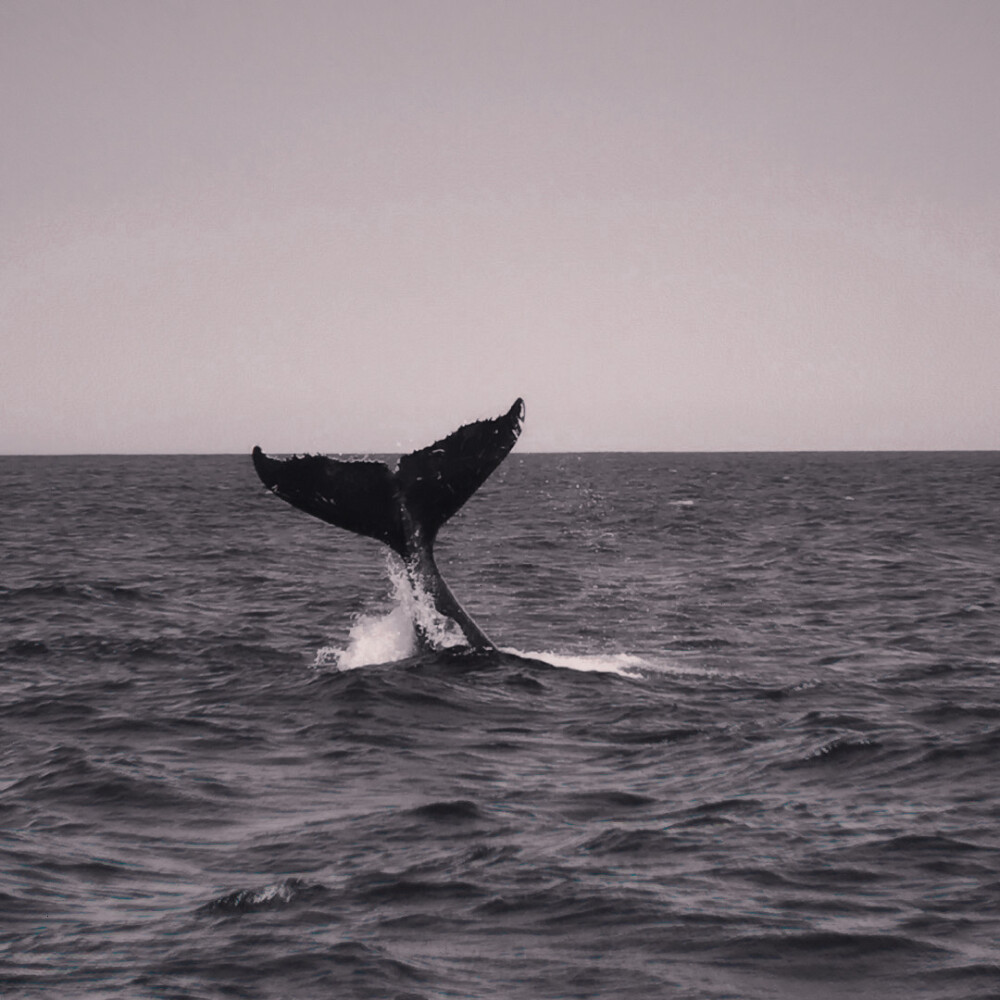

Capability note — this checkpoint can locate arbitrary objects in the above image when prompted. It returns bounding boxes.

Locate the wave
[717,929,951,966]
[407,799,483,822]
[200,877,329,915]
[0,581,163,604]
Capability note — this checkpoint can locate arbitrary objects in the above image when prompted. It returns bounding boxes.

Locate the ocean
[2,451,999,999]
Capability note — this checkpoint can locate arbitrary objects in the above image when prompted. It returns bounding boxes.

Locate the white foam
[248,881,295,905]
[501,649,722,679]
[502,649,651,676]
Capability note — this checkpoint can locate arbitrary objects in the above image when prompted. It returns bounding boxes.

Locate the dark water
[2,452,999,999]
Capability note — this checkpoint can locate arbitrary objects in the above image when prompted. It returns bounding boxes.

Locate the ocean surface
[2,451,999,999]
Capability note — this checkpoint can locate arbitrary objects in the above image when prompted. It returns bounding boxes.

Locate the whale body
[252,398,525,652]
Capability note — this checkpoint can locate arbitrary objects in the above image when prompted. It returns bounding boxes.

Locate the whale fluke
[252,398,525,651]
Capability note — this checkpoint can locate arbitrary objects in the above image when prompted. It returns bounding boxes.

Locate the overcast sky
[3,0,999,453]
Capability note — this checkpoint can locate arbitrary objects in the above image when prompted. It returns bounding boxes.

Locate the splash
[502,649,651,677]
[315,601,416,671]
[390,556,468,653]
[314,559,679,678]
[314,556,466,671]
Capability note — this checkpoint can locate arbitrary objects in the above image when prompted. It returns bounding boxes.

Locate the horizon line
[3,447,999,458]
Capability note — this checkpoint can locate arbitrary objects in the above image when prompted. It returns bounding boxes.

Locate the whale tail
[251,398,525,560]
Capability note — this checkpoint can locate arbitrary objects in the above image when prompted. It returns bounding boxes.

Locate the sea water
[2,452,999,999]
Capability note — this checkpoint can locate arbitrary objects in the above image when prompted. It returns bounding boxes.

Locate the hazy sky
[3,0,999,453]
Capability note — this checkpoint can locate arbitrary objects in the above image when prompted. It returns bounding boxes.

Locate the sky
[3,0,999,453]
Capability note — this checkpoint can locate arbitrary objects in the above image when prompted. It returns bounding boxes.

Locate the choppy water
[2,451,999,999]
